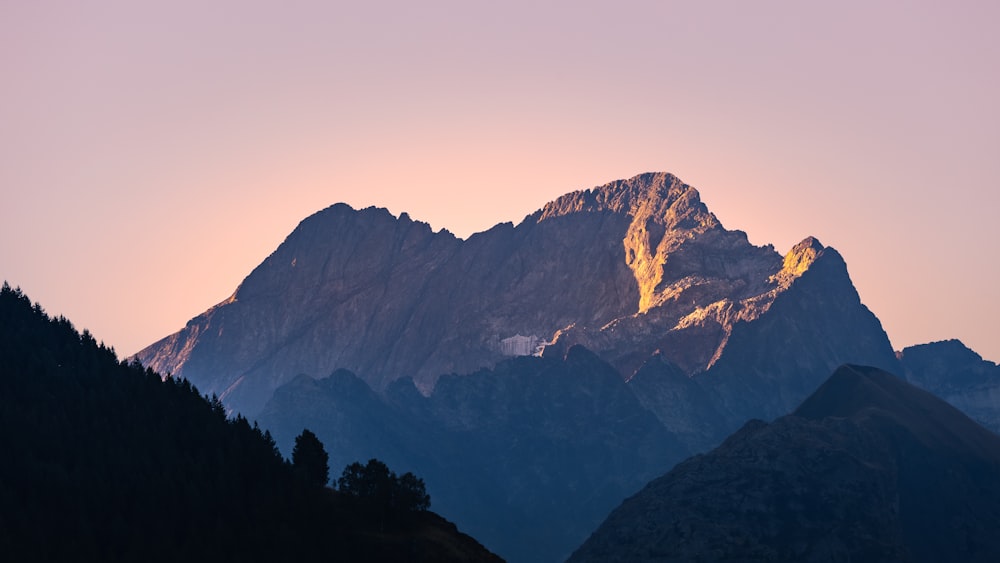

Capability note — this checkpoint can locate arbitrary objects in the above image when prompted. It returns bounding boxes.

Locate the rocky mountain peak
[536,172,714,226]
[136,172,894,418]
[534,172,759,314]
[784,236,824,272]
[769,236,826,288]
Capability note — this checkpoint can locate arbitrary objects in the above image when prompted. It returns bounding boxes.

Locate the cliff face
[569,365,1000,563]
[137,172,895,417]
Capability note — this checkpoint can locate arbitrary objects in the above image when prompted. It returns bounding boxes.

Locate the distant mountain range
[133,172,1000,561]
[569,364,1000,562]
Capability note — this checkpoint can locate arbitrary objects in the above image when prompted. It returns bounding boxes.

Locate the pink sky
[2,1,998,362]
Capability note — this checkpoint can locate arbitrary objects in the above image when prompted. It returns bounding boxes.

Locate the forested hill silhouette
[0,283,499,562]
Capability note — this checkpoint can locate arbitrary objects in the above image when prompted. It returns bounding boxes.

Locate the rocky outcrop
[569,365,1000,562]
[136,172,896,418]
[257,347,684,563]
[691,241,901,432]
[899,339,1000,433]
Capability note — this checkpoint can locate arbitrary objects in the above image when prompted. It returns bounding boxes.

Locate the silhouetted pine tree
[292,428,329,488]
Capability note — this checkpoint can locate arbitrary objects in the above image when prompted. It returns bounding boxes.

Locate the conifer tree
[292,429,329,488]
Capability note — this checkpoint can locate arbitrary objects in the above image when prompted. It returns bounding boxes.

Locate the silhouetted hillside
[0,283,499,562]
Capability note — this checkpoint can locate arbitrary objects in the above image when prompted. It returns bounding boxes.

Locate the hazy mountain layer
[258,346,684,563]
[569,365,1000,562]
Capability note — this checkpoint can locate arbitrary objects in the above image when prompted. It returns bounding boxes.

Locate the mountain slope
[136,172,896,418]
[569,364,1000,563]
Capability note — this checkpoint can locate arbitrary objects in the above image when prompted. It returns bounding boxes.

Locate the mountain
[568,364,1000,563]
[0,284,500,562]
[136,172,898,420]
[133,172,908,561]
[899,339,1000,433]
[257,346,684,563]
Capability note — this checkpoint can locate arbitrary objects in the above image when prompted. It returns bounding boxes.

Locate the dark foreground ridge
[0,284,500,563]
[569,364,1000,563]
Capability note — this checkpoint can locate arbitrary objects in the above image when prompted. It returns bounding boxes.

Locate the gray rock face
[899,339,1000,433]
[569,365,1000,563]
[136,172,896,418]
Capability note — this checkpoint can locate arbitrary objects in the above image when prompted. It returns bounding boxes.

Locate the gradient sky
[2,1,998,363]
